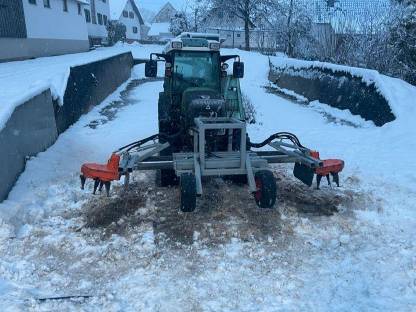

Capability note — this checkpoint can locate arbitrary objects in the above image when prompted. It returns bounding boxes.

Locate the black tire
[180,173,197,212]
[156,93,179,187]
[254,170,277,209]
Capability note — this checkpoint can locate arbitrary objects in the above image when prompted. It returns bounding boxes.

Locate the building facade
[109,0,144,42]
[152,2,176,23]
[145,2,176,42]
[0,0,90,62]
[84,0,110,46]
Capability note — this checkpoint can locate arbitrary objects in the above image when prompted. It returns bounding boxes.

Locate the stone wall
[269,65,395,126]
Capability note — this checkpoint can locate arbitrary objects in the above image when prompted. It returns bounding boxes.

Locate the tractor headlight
[171,41,183,49]
[209,42,220,50]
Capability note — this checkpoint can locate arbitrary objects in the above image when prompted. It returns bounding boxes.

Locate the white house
[0,0,90,62]
[109,0,144,42]
[83,0,110,46]
[152,2,176,23]
[145,2,176,42]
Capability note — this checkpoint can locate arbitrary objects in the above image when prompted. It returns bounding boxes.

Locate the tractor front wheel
[254,170,277,209]
[180,173,197,212]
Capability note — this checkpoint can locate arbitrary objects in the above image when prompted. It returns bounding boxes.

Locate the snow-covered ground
[0,46,415,311]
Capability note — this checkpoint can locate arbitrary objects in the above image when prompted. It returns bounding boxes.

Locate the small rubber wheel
[180,173,197,212]
[254,170,277,208]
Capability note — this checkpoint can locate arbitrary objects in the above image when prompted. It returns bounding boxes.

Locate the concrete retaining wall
[55,52,133,133]
[0,52,134,201]
[0,90,58,200]
[269,65,396,126]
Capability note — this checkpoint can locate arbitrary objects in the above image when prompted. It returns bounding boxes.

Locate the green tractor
[145,33,247,186]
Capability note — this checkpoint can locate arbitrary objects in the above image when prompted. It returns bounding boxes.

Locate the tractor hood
[182,88,226,127]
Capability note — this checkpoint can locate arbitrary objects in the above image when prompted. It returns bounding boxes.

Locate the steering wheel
[175,74,205,87]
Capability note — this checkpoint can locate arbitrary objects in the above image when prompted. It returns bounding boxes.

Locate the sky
[137,0,190,13]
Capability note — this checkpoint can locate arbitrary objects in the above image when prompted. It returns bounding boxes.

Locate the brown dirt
[82,165,365,246]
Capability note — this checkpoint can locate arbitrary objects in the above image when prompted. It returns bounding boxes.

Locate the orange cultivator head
[80,153,121,196]
[310,151,345,189]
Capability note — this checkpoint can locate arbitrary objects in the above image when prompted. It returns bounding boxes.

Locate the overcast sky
[137,0,190,12]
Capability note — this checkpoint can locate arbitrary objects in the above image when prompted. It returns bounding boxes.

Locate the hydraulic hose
[249,132,304,149]
[115,130,184,153]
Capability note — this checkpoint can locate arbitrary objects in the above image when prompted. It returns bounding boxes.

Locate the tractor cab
[145,34,246,137]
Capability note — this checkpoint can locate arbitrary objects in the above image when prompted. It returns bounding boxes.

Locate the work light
[171,41,183,49]
[209,42,220,50]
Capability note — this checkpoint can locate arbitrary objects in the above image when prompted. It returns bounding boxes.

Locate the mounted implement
[80,32,344,212]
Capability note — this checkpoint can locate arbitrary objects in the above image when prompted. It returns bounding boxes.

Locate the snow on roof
[109,0,128,20]
[148,23,171,36]
[109,0,144,24]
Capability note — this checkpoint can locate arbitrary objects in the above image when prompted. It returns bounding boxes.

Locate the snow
[0,44,160,132]
[270,85,308,103]
[270,56,416,121]
[148,22,171,36]
[0,45,416,310]
[108,0,128,20]
[308,100,376,128]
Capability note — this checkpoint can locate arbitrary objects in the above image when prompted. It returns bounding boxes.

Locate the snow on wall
[0,44,159,132]
[269,56,415,122]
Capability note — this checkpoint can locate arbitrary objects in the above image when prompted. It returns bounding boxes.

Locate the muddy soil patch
[85,183,147,228]
[82,166,367,245]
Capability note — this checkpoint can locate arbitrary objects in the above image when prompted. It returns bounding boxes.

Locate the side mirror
[145,60,157,78]
[233,61,244,78]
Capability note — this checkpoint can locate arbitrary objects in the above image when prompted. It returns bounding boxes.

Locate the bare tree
[185,0,212,32]
[266,0,312,57]
[210,0,271,51]
[389,0,416,84]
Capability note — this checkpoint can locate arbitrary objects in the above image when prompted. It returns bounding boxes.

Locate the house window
[43,0,50,8]
[85,9,91,23]
[123,10,128,17]
[97,13,103,25]
[133,26,138,34]
[77,3,82,15]
[129,12,134,19]
[28,0,36,5]
[63,0,68,12]
[237,33,241,38]
[103,15,108,26]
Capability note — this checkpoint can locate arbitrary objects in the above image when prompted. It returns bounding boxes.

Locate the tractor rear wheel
[254,170,277,209]
[180,173,197,212]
